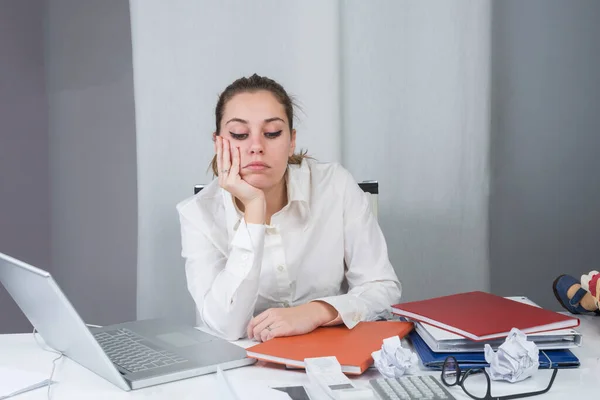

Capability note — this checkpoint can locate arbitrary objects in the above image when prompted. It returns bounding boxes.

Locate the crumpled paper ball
[484,328,539,383]
[371,336,418,378]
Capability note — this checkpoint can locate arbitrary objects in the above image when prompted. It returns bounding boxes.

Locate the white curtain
[341,1,491,303]
[129,0,491,323]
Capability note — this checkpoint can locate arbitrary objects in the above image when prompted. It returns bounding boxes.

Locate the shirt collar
[286,161,311,228]
[286,160,311,205]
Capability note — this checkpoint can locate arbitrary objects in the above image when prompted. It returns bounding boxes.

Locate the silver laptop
[0,252,256,390]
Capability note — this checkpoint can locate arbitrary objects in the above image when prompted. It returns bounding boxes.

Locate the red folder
[246,321,413,375]
[392,291,579,341]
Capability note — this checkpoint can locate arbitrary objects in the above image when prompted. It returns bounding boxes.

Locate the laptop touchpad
[155,332,207,347]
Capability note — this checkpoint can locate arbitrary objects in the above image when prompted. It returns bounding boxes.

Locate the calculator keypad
[369,375,455,400]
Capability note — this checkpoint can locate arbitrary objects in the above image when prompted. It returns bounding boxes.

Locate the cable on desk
[32,327,63,400]
[26,322,102,399]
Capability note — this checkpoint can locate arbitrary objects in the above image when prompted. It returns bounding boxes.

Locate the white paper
[484,328,539,383]
[232,381,292,400]
[0,367,52,398]
[371,336,418,378]
[195,325,256,349]
[216,367,291,400]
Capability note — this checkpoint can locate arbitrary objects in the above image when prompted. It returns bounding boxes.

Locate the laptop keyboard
[93,328,188,373]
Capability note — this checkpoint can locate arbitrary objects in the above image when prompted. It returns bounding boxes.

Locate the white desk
[1,315,599,399]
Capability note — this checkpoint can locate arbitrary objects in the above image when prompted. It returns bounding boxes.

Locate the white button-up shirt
[176,160,401,340]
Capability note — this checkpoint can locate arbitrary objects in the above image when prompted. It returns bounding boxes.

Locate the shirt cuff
[231,220,265,250]
[314,294,369,329]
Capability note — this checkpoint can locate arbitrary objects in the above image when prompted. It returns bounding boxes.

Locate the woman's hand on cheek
[215,137,265,218]
[246,302,339,342]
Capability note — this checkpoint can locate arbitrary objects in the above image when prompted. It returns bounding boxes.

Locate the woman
[177,74,401,341]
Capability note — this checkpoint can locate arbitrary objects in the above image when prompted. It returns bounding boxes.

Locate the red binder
[392,291,579,341]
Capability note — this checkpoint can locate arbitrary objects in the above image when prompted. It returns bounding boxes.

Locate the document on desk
[216,366,291,400]
[0,367,53,399]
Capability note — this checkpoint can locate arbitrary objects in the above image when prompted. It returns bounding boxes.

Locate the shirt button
[353,313,361,322]
[277,264,285,272]
[283,301,290,308]
[242,254,249,261]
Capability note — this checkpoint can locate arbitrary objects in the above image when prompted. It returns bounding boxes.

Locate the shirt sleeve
[178,207,265,340]
[315,166,402,328]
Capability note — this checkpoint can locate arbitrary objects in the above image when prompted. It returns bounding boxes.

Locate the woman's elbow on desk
[200,310,249,342]
[200,314,248,342]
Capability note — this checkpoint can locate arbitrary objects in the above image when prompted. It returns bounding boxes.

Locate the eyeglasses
[441,356,558,400]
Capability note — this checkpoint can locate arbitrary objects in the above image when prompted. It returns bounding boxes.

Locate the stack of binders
[391,292,582,370]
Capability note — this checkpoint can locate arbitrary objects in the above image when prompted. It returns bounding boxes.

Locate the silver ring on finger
[265,325,272,331]
[221,169,229,174]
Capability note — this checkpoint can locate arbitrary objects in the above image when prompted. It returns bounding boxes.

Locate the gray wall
[3,0,599,332]
[490,0,600,309]
[46,0,138,326]
[0,0,50,333]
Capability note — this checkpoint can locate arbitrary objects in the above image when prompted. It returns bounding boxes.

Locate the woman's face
[217,90,296,190]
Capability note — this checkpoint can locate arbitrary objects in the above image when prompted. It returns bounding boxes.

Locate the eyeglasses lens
[442,358,459,385]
